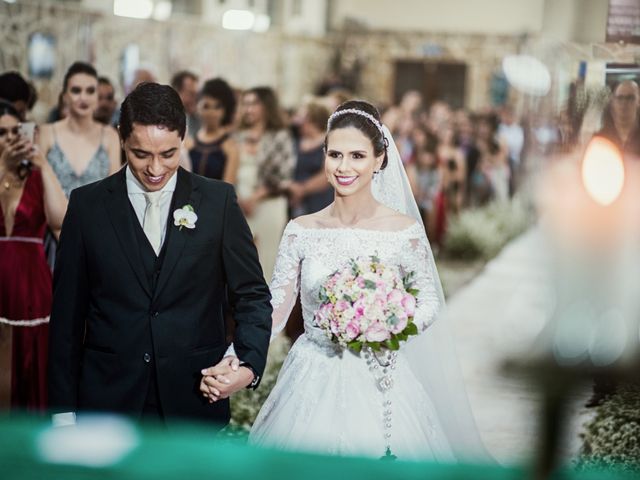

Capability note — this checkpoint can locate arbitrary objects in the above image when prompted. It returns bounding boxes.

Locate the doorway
[394,60,467,109]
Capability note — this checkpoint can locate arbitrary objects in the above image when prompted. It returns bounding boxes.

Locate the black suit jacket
[48,167,272,424]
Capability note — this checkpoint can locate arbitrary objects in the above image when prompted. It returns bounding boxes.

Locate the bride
[203,100,487,462]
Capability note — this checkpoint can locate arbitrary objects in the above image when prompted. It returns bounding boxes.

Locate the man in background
[95,76,119,127]
[171,70,200,135]
[0,71,32,120]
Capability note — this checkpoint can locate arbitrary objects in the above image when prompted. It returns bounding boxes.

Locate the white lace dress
[249,220,455,461]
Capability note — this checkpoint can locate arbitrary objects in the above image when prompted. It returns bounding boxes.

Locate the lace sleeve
[268,222,302,340]
[406,235,442,331]
[225,223,300,357]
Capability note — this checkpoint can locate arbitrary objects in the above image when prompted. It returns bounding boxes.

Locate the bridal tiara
[327,108,385,137]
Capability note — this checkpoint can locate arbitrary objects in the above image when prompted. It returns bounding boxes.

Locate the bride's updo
[325,100,389,170]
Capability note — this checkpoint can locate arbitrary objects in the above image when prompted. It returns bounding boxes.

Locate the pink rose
[387,289,404,305]
[353,296,366,317]
[315,303,331,327]
[336,300,350,312]
[390,314,408,334]
[401,294,416,317]
[345,321,361,340]
[365,321,390,342]
[330,319,340,335]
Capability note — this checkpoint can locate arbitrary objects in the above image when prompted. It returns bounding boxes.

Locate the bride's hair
[325,100,389,169]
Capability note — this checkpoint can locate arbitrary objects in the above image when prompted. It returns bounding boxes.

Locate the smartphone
[19,122,36,144]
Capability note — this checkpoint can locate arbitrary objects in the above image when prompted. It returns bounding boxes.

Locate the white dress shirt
[126,166,178,251]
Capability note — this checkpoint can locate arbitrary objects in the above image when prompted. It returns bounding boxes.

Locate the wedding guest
[477,113,509,203]
[0,71,31,121]
[437,124,466,213]
[236,87,295,281]
[497,106,524,195]
[39,62,120,197]
[407,132,441,241]
[39,62,120,267]
[0,101,67,411]
[171,70,200,135]
[288,100,333,218]
[46,92,68,123]
[128,66,157,93]
[95,76,119,127]
[595,80,640,161]
[453,110,482,206]
[189,78,238,183]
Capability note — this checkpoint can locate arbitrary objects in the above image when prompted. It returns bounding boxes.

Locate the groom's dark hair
[119,82,186,141]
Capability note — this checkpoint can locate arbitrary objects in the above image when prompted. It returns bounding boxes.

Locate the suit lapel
[153,168,201,302]
[104,168,153,297]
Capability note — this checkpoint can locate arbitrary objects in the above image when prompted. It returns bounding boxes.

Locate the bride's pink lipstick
[335,175,358,186]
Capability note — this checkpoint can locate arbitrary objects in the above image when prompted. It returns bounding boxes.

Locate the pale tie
[143,191,163,255]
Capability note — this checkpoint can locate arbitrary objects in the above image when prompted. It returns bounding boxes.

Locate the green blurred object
[0,416,635,480]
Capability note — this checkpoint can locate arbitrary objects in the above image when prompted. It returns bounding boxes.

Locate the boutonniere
[173,204,198,230]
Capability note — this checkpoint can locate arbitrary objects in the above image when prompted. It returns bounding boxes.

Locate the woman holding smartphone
[0,101,67,411]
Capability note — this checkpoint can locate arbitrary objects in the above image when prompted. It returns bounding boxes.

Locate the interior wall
[329,0,546,35]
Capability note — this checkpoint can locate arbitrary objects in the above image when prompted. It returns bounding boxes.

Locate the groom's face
[123,123,183,192]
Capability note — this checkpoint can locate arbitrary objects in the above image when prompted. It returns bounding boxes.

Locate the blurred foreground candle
[538,136,640,369]
[513,137,640,479]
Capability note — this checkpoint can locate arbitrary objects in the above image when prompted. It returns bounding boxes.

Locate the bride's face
[325,126,384,197]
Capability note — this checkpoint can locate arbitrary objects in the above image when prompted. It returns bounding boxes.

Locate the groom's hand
[199,356,254,402]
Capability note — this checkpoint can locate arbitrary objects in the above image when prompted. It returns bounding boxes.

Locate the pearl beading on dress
[364,348,398,459]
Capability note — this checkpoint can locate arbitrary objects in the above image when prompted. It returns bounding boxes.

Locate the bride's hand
[199,355,240,402]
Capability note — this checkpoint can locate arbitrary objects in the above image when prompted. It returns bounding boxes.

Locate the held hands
[199,356,255,403]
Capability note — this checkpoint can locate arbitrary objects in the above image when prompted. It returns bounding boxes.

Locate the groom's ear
[118,130,126,152]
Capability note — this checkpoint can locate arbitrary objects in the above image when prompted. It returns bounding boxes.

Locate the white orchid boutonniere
[173,204,198,230]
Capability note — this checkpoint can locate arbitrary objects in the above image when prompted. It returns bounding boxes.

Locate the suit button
[152,311,159,317]
[143,353,151,363]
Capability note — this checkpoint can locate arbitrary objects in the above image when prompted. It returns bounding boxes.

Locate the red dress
[0,169,50,411]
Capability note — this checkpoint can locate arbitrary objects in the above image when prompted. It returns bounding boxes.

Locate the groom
[48,82,272,426]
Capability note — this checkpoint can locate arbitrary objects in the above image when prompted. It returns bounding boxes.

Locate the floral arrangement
[577,383,640,473]
[313,254,419,353]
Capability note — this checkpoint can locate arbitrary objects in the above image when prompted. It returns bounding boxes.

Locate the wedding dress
[247,125,488,462]
[249,220,454,460]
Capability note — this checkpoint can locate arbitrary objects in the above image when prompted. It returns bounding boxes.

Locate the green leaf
[407,288,420,297]
[396,332,409,342]
[368,342,381,352]
[364,279,377,290]
[347,341,363,353]
[405,322,418,336]
[385,337,400,351]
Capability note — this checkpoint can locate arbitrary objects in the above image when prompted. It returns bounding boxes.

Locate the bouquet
[313,254,420,353]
